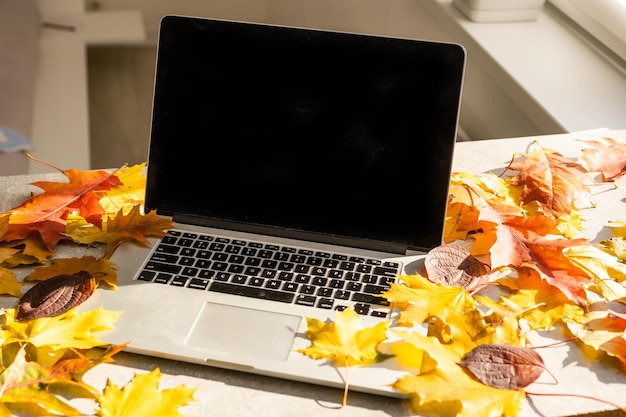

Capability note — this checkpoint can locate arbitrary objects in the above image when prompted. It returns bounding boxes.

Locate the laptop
[81,16,465,396]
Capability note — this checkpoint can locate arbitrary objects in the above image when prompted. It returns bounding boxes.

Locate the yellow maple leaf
[495,270,585,331]
[25,255,118,289]
[565,308,626,366]
[564,244,626,301]
[0,266,23,297]
[382,275,479,332]
[298,306,388,406]
[96,368,197,417]
[0,307,121,367]
[298,306,388,366]
[600,236,626,262]
[97,163,147,216]
[0,347,85,417]
[391,331,525,417]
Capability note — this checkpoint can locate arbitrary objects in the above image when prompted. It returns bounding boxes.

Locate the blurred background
[1,0,625,174]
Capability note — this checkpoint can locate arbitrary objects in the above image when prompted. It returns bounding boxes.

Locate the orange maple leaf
[578,137,626,182]
[509,143,589,218]
[2,169,122,250]
[521,234,591,305]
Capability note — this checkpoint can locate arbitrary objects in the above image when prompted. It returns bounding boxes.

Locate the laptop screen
[146,16,465,253]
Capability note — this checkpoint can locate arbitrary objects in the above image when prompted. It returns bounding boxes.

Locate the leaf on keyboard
[298,306,389,406]
[16,270,97,321]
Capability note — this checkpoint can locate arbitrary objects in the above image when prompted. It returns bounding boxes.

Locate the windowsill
[423,0,626,135]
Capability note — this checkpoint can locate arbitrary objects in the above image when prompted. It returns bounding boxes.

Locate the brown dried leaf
[459,344,545,389]
[16,270,97,321]
[424,244,489,291]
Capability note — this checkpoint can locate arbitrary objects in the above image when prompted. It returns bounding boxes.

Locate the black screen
[145,16,465,252]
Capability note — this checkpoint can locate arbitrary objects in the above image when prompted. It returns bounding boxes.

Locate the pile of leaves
[0,161,194,416]
[299,137,626,416]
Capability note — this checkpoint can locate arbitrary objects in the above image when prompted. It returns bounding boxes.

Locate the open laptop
[81,16,465,396]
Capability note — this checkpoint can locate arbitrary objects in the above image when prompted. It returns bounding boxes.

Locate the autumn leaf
[578,137,626,181]
[508,142,590,218]
[299,306,388,366]
[66,205,173,250]
[391,331,526,417]
[383,274,482,336]
[26,255,118,289]
[496,270,586,331]
[0,307,121,367]
[97,163,147,216]
[16,271,97,321]
[459,344,545,389]
[0,347,84,417]
[2,169,122,250]
[298,306,388,405]
[0,267,23,297]
[521,234,592,305]
[564,244,626,301]
[424,244,489,291]
[566,309,626,365]
[96,368,197,417]
[600,237,626,262]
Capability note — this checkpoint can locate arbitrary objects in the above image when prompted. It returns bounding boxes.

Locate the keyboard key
[188,278,210,290]
[266,280,281,289]
[334,290,351,300]
[151,253,178,263]
[156,244,179,254]
[145,261,181,275]
[352,293,390,306]
[138,270,156,281]
[317,298,334,309]
[295,295,316,307]
[354,303,370,315]
[210,282,295,303]
[171,275,188,286]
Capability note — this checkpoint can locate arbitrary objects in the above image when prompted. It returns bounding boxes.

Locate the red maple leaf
[2,169,122,249]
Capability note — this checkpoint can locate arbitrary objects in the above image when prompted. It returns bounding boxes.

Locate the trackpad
[185,302,302,361]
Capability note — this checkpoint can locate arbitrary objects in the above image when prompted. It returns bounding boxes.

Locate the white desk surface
[1,129,625,416]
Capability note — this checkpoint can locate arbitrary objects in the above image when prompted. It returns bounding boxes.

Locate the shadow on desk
[108,350,413,416]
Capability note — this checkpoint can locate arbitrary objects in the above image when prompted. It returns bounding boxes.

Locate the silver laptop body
[80,16,465,396]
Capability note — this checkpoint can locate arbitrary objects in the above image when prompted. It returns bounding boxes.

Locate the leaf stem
[525,391,626,414]
[342,358,349,407]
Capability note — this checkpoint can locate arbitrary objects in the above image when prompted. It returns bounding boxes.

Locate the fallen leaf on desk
[26,255,118,289]
[96,368,197,417]
[459,344,545,389]
[579,137,626,181]
[16,271,96,321]
[1,168,122,250]
[391,331,526,417]
[97,162,147,216]
[424,244,489,291]
[0,267,22,297]
[0,347,85,417]
[65,206,173,250]
[508,143,589,218]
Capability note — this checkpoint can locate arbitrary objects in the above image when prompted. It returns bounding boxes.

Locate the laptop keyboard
[136,230,401,318]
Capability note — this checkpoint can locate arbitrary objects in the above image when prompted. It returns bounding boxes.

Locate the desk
[1,130,625,417]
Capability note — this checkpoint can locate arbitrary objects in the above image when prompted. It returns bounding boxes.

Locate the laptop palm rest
[185,302,302,362]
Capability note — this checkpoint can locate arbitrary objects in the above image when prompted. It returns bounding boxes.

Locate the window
[549,0,626,62]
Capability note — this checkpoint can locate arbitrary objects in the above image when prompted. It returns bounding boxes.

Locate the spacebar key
[209,282,295,303]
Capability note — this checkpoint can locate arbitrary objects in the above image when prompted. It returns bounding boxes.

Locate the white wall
[94,0,549,140]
